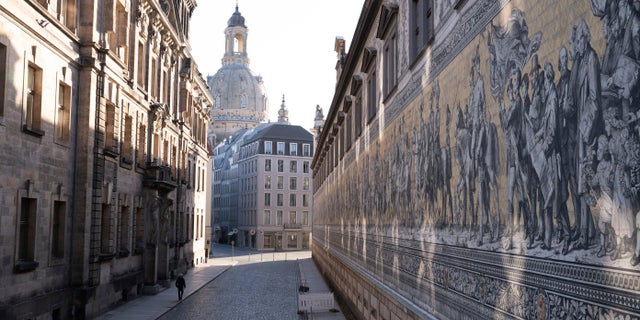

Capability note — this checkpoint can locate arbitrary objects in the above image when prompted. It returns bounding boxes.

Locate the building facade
[313,0,640,319]
[0,0,212,319]
[213,100,314,250]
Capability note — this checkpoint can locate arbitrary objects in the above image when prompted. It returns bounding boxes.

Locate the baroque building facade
[313,0,640,319]
[0,0,212,319]
[213,99,314,250]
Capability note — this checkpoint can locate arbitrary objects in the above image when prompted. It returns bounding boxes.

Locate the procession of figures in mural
[321,0,640,268]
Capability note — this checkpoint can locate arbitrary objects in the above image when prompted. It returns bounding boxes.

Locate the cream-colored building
[0,0,212,318]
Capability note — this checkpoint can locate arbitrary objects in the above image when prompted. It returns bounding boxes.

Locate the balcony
[283,223,303,230]
[143,162,177,192]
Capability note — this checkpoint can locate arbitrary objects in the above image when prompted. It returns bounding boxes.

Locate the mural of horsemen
[320,0,640,270]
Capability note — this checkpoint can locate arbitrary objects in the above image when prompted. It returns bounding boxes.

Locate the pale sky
[190,0,365,130]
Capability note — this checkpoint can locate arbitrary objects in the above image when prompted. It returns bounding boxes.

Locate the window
[265,176,272,189]
[276,210,283,225]
[150,58,158,98]
[264,141,272,154]
[51,201,66,259]
[290,160,297,173]
[122,114,133,162]
[303,194,309,207]
[289,211,297,224]
[303,211,309,225]
[367,69,377,124]
[263,210,271,225]
[277,142,285,155]
[101,204,112,253]
[137,122,146,166]
[290,143,298,156]
[303,177,309,190]
[241,94,247,108]
[215,95,221,108]
[277,194,283,207]
[133,208,143,253]
[24,64,43,134]
[277,176,283,189]
[56,82,71,142]
[119,206,130,254]
[290,177,297,190]
[105,103,116,152]
[355,91,363,137]
[410,0,434,61]
[288,232,297,248]
[384,29,397,95]
[265,159,271,171]
[277,160,284,172]
[18,198,37,262]
[0,43,6,117]
[137,42,146,88]
[289,194,296,206]
[303,161,310,173]
[302,144,311,157]
[264,193,271,206]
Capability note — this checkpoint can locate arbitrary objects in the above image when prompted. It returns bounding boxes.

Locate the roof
[244,123,313,145]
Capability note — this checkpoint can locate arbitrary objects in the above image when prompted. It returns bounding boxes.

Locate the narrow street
[158,245,314,320]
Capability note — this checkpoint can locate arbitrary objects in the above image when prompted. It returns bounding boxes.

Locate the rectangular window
[277,142,285,155]
[56,82,71,142]
[290,177,297,190]
[289,194,296,206]
[101,204,112,253]
[137,42,146,88]
[24,64,43,133]
[105,103,116,152]
[290,160,297,173]
[410,0,434,61]
[151,58,158,99]
[277,193,283,206]
[276,210,283,225]
[303,211,309,225]
[137,122,146,166]
[303,177,309,190]
[303,161,310,173]
[18,198,37,261]
[277,160,284,172]
[367,70,377,124]
[265,159,271,171]
[118,206,129,254]
[264,193,271,206]
[122,114,133,162]
[133,208,143,253]
[289,143,298,156]
[289,211,297,224]
[263,210,271,225]
[303,194,309,207]
[51,201,66,259]
[277,176,283,189]
[302,144,311,157]
[346,112,352,151]
[265,176,271,189]
[264,141,272,154]
[355,93,362,137]
[384,30,397,96]
[0,43,7,117]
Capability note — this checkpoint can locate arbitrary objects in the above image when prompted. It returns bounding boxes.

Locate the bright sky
[190,0,365,130]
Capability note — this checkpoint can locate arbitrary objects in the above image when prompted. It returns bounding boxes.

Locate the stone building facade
[0,0,212,319]
[312,0,640,319]
[213,100,314,250]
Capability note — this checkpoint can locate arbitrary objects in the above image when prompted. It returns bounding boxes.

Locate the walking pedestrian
[175,273,186,300]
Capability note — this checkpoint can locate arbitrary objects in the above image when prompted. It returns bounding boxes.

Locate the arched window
[215,95,221,109]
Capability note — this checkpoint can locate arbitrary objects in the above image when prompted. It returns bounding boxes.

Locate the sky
[190,0,365,130]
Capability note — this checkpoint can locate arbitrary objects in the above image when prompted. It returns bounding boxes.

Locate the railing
[284,223,302,230]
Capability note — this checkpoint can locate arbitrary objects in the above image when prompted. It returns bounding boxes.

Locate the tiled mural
[313,0,640,318]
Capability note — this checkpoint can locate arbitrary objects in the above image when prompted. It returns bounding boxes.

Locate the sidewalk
[95,260,235,320]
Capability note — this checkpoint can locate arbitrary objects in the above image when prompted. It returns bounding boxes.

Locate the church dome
[227,6,246,27]
[208,63,268,120]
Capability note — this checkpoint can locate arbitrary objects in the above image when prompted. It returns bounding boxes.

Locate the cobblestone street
[157,246,326,320]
